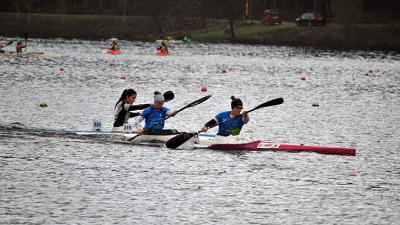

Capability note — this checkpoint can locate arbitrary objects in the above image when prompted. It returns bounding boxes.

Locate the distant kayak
[155,50,168,55]
[0,51,48,57]
[102,49,121,54]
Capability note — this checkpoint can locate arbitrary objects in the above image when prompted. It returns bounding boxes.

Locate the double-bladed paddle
[24,32,28,52]
[165,97,284,149]
[127,95,212,141]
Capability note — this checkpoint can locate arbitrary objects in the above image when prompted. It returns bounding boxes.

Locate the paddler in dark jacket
[16,41,26,53]
[200,96,249,136]
[113,89,174,132]
[157,42,168,53]
[110,41,120,51]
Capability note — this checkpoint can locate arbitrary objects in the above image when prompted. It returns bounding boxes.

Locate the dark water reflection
[1,39,399,224]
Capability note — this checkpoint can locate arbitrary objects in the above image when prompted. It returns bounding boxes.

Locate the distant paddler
[156,41,169,55]
[110,41,120,51]
[16,41,26,53]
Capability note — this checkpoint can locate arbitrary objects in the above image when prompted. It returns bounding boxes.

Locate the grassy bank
[191,21,400,51]
[1,12,399,51]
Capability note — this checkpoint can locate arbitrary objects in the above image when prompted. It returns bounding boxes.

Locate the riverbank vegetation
[1,0,399,51]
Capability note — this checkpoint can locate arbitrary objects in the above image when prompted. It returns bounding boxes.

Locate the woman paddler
[113,89,149,132]
[16,41,26,53]
[134,91,178,135]
[110,41,120,51]
[113,89,174,132]
[157,41,168,54]
[200,96,249,136]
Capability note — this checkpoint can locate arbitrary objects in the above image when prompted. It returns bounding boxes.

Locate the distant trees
[1,0,399,22]
[331,0,364,24]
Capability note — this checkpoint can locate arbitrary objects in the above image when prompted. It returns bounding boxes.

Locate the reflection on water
[1,39,400,224]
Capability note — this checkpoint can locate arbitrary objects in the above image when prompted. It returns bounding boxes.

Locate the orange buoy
[201,86,208,92]
[120,74,126,80]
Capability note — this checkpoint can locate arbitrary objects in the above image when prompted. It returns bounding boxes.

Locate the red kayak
[102,49,121,54]
[155,50,168,55]
[208,140,356,156]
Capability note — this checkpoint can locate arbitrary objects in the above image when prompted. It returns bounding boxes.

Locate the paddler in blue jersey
[200,96,249,136]
[113,89,175,132]
[134,91,178,135]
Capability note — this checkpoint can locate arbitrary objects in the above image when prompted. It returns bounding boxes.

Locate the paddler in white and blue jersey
[200,96,249,136]
[134,91,178,135]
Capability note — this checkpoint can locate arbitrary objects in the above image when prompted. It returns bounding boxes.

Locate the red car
[260,9,282,25]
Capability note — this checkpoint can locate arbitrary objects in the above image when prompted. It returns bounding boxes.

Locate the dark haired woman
[200,96,249,136]
[110,41,120,51]
[134,91,178,135]
[112,89,150,131]
[16,41,26,53]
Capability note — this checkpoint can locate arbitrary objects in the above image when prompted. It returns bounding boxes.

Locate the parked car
[295,12,326,26]
[260,9,282,25]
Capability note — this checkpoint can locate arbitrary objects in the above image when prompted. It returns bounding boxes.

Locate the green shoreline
[1,13,399,51]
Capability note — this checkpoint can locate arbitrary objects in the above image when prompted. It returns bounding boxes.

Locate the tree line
[1,0,399,21]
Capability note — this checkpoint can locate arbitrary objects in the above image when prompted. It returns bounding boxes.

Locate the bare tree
[215,0,242,39]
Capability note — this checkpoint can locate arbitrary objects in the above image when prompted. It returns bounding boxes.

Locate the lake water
[1,38,400,224]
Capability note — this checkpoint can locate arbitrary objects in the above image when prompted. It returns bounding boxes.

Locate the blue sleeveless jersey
[141,106,169,130]
[215,111,245,136]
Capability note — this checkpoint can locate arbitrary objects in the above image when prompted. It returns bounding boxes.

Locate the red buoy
[201,86,208,92]
[300,76,306,80]
[59,67,64,72]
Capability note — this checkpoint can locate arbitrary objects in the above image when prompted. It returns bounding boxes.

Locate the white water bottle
[93,119,102,132]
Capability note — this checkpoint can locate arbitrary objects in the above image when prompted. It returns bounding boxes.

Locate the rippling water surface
[1,39,400,224]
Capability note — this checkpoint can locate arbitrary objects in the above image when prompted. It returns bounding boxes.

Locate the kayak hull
[1,51,47,57]
[155,50,168,55]
[208,140,262,151]
[80,131,356,156]
[102,49,121,54]
[123,133,177,145]
[208,141,356,156]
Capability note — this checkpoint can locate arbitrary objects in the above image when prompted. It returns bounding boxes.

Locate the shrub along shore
[1,13,399,51]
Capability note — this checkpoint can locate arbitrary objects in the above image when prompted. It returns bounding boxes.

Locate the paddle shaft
[24,33,28,52]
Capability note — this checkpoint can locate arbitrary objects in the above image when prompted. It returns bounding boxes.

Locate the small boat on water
[102,49,121,54]
[155,50,168,55]
[0,51,48,57]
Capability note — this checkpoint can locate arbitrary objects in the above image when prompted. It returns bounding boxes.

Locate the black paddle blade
[163,91,174,102]
[247,97,284,113]
[165,132,197,149]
